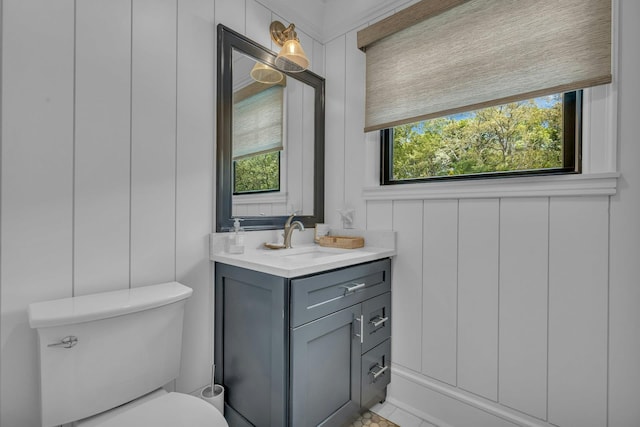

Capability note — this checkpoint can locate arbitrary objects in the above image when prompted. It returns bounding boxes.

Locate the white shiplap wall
[324,1,640,427]
[0,1,325,426]
[366,196,610,427]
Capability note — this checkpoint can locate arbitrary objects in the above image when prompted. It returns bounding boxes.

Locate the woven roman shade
[233,82,284,160]
[357,0,612,132]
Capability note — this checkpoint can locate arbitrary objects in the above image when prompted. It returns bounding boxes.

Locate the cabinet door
[215,263,289,427]
[291,305,362,427]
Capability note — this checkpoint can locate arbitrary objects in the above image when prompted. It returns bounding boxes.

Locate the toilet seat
[85,392,228,427]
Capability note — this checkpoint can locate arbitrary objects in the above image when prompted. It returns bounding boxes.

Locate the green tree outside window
[391,94,565,180]
[234,151,280,194]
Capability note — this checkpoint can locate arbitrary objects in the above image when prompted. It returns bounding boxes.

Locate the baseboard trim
[384,395,456,427]
[389,365,555,427]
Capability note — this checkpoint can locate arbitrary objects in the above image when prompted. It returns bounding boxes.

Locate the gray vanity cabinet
[215,258,391,427]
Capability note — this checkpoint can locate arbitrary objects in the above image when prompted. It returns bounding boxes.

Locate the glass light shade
[275,39,309,73]
[250,62,283,84]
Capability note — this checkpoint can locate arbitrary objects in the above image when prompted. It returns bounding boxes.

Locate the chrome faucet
[283,213,305,248]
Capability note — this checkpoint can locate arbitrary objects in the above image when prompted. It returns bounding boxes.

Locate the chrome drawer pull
[340,282,366,294]
[48,336,78,349]
[369,316,389,328]
[369,364,388,381]
[353,315,364,344]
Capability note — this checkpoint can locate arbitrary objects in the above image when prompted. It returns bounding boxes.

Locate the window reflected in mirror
[232,77,284,195]
[230,48,316,218]
[234,151,281,194]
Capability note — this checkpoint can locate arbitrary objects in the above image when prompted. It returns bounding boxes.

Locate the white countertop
[210,228,396,278]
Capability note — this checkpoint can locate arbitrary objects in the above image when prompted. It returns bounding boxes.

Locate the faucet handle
[285,211,298,227]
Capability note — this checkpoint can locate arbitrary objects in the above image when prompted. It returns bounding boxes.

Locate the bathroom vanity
[212,237,394,427]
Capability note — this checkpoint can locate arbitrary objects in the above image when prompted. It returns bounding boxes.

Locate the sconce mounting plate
[270,20,295,46]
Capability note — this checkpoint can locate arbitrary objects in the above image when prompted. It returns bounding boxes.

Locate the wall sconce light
[250,62,284,84]
[269,21,310,73]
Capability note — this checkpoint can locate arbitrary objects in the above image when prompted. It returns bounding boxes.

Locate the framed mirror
[216,24,325,231]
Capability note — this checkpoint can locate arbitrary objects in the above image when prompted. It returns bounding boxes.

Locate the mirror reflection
[216,24,325,232]
[231,50,315,217]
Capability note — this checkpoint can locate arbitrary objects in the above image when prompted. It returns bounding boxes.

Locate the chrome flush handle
[48,336,78,349]
[369,315,389,328]
[354,315,364,344]
[369,364,389,382]
[340,282,365,295]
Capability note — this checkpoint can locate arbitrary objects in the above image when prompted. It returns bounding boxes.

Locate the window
[232,82,284,194]
[233,151,281,194]
[382,91,581,184]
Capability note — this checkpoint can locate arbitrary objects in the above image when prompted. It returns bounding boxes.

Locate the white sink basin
[267,246,352,260]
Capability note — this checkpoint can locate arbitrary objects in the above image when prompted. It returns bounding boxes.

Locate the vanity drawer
[361,339,391,409]
[361,292,391,354]
[291,258,391,328]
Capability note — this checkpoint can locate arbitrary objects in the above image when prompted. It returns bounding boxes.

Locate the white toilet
[28,282,228,427]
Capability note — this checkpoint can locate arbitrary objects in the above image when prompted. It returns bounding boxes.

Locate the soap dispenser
[228,218,245,254]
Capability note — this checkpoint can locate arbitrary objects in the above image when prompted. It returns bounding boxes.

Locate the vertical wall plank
[422,199,458,386]
[245,0,271,48]
[74,0,131,296]
[130,0,177,287]
[215,0,245,31]
[457,199,499,401]
[312,39,325,76]
[499,198,548,418]
[343,28,367,229]
[366,200,393,230]
[548,196,608,427]
[175,0,215,393]
[297,29,315,72]
[392,200,423,371]
[609,2,640,425]
[324,36,346,226]
[0,1,74,425]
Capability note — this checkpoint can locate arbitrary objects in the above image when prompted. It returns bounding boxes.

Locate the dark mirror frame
[217,24,325,232]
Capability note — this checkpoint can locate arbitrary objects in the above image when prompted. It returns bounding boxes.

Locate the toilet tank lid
[28,282,193,329]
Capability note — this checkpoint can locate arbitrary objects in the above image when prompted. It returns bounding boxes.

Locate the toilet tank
[28,282,193,427]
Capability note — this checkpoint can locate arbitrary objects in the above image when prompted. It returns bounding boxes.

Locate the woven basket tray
[317,235,365,249]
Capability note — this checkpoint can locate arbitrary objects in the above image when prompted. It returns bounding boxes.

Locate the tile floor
[370,401,438,427]
[350,410,400,427]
